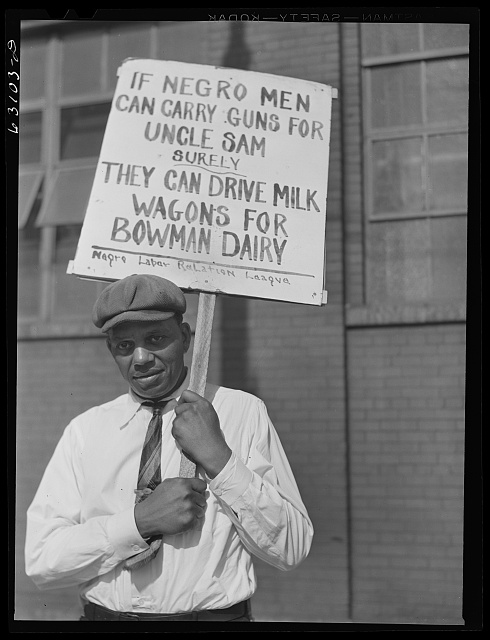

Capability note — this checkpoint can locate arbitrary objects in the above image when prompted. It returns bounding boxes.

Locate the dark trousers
[80,599,252,622]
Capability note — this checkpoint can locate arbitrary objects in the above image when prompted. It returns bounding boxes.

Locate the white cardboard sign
[68,59,334,306]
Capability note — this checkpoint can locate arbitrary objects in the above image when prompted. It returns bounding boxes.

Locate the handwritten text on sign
[69,59,334,305]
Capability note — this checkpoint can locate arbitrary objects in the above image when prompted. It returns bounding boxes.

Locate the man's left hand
[171,390,232,479]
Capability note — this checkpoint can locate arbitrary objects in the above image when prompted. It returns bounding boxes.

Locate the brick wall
[208,21,349,623]
[17,23,348,621]
[16,19,469,626]
[217,297,348,622]
[340,23,365,306]
[16,20,349,624]
[347,324,465,624]
[340,21,466,623]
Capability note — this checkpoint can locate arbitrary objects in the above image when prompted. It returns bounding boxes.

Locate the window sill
[17,320,103,340]
[17,306,200,340]
[346,301,466,328]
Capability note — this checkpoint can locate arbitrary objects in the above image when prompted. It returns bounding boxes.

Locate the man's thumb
[166,398,179,411]
[178,389,201,404]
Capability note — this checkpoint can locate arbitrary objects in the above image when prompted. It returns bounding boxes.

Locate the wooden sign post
[179,291,216,477]
[67,59,336,477]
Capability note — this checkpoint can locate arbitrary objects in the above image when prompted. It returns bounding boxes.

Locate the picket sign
[179,291,216,477]
[67,59,336,477]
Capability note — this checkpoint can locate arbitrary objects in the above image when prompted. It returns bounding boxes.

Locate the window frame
[362,27,470,223]
[360,23,470,308]
[18,22,162,329]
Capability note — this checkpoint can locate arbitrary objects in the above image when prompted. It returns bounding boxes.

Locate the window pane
[428,134,468,211]
[108,25,152,89]
[20,39,46,101]
[371,64,422,128]
[423,23,469,50]
[18,171,43,228]
[61,31,103,97]
[430,216,467,301]
[52,226,99,319]
[18,225,41,319]
[156,22,204,62]
[19,111,42,164]
[372,138,424,214]
[362,23,420,57]
[426,58,469,125]
[36,166,96,226]
[370,219,431,302]
[60,103,111,159]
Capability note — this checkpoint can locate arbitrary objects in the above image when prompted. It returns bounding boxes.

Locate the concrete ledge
[346,302,467,328]
[17,321,104,340]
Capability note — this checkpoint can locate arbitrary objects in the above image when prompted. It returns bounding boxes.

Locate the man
[25,274,313,622]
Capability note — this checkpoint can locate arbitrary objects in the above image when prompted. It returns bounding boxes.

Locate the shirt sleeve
[207,398,314,571]
[25,421,149,590]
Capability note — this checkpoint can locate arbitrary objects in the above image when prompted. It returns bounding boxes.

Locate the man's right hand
[134,477,208,538]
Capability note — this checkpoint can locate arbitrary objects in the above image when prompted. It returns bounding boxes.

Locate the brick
[16,18,467,627]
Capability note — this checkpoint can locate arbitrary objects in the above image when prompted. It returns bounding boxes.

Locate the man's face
[106,318,191,400]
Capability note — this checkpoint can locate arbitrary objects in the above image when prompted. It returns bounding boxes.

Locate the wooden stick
[179,292,216,478]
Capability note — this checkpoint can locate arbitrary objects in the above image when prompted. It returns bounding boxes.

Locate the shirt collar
[119,367,191,429]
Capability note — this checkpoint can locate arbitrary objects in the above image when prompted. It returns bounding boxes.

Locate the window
[61,30,104,97]
[18,27,117,325]
[19,111,43,164]
[18,171,43,228]
[362,23,469,303]
[60,103,112,160]
[52,226,101,319]
[18,33,48,323]
[19,38,47,101]
[36,165,97,226]
[18,21,206,329]
[18,195,42,319]
[107,24,151,89]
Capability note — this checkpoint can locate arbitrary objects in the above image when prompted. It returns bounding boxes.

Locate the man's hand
[134,477,207,538]
[171,390,232,479]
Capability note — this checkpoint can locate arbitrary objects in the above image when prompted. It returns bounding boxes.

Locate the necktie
[124,401,167,571]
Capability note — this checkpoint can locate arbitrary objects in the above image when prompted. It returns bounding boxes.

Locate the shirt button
[132,544,141,552]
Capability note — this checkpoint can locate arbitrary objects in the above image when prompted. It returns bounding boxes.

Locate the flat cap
[93,274,186,333]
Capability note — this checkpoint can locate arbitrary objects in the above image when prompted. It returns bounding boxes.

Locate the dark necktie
[124,401,167,571]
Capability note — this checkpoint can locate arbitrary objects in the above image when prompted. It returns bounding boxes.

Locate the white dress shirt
[25,372,313,614]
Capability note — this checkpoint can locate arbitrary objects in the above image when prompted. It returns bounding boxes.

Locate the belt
[82,600,251,622]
